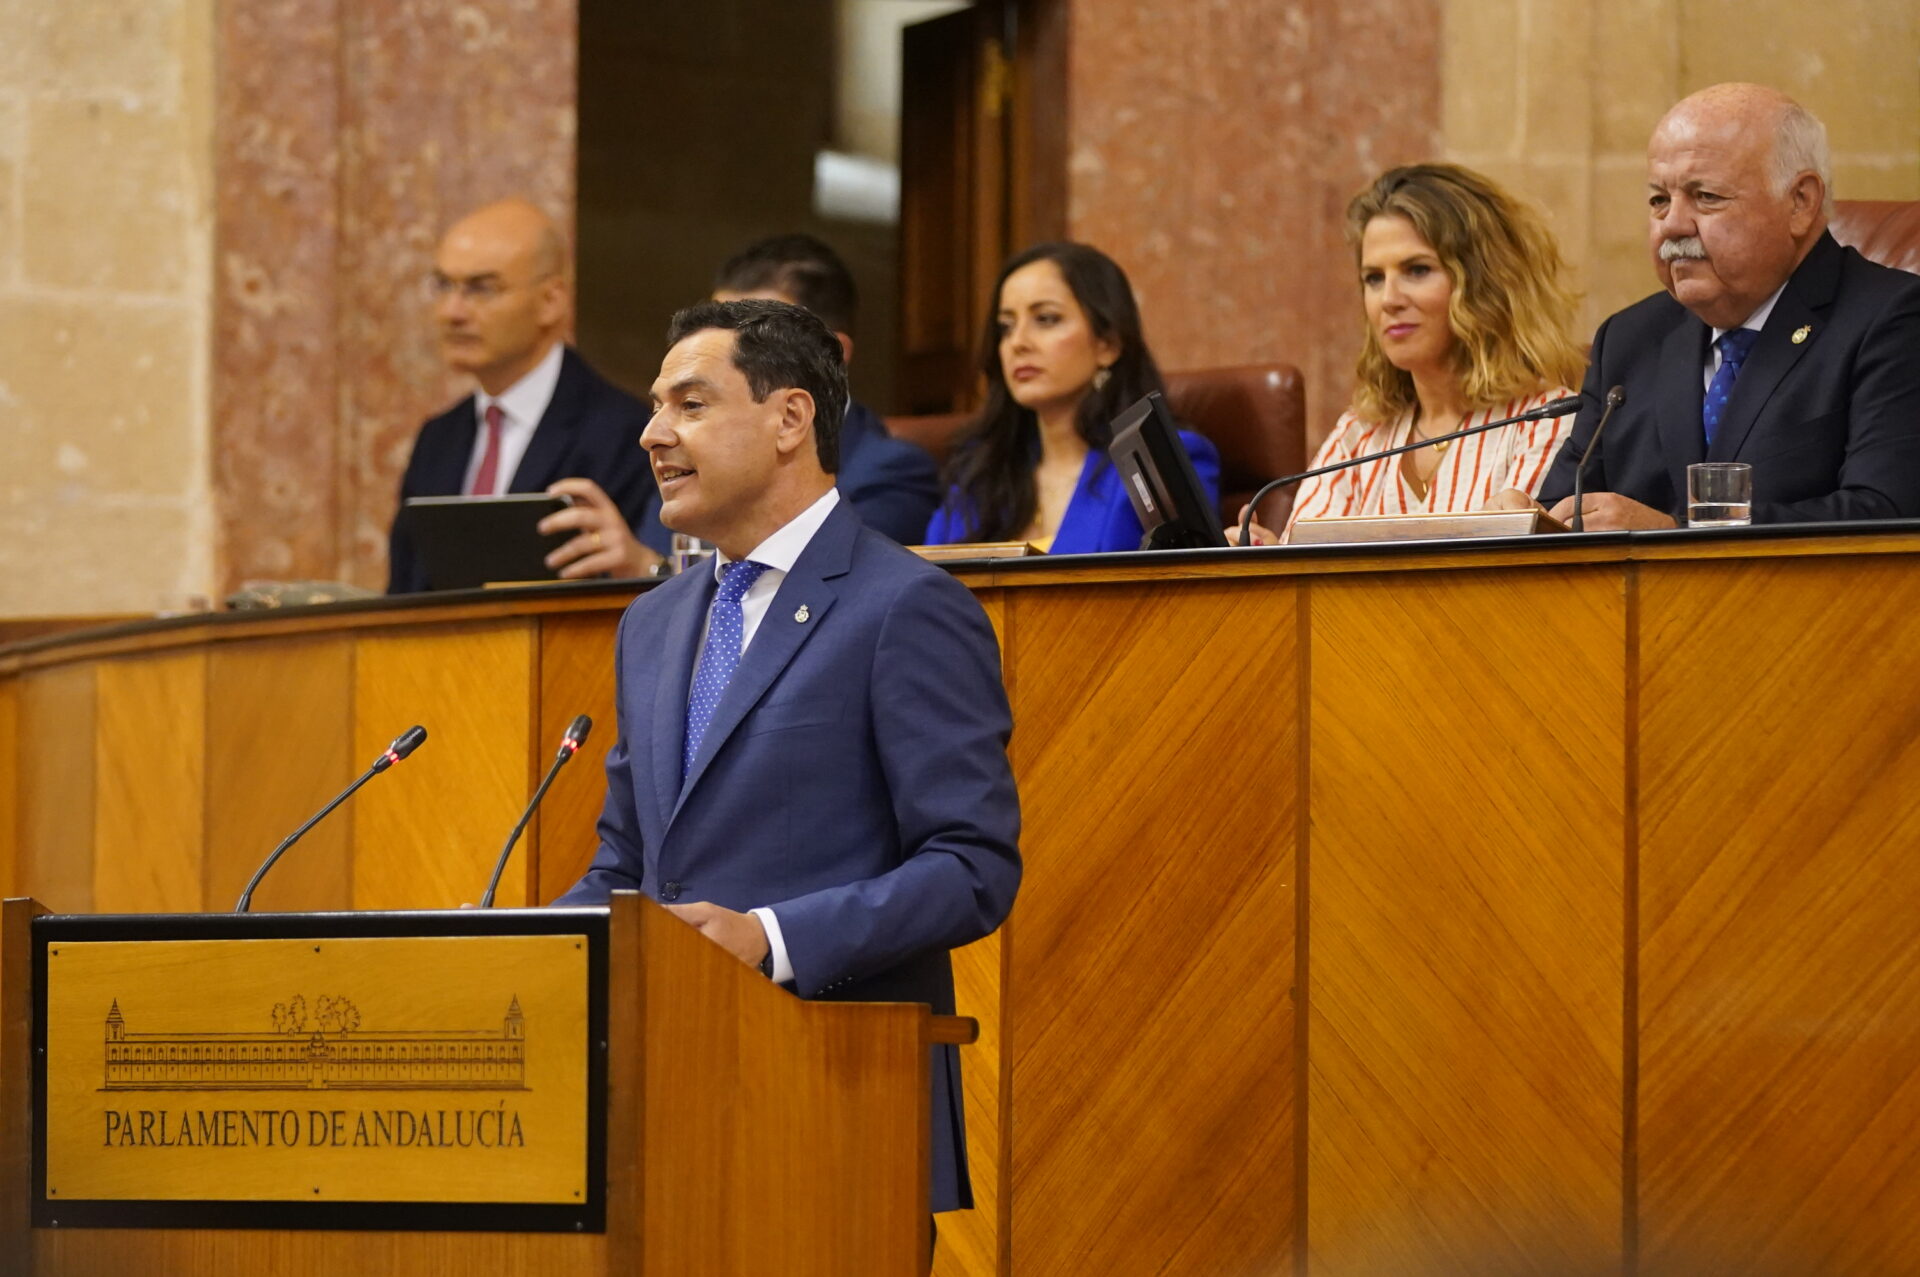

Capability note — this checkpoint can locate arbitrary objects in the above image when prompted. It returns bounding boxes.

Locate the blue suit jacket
[1538,231,1920,522]
[922,429,1222,552]
[638,401,941,552]
[387,346,656,593]
[555,499,1021,1212]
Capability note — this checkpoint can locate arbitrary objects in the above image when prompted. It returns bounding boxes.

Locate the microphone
[235,725,428,913]
[1236,394,1581,546]
[1568,386,1626,532]
[479,714,592,909]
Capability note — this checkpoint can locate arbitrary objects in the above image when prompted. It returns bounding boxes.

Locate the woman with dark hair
[923,242,1220,553]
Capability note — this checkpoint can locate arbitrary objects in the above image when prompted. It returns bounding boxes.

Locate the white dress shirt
[1703,282,1787,392]
[462,341,565,495]
[689,486,842,986]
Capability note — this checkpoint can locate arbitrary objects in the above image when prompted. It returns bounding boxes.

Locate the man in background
[1532,84,1920,528]
[541,234,940,576]
[386,198,658,592]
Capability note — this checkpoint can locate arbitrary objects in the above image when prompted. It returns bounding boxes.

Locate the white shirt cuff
[749,906,793,985]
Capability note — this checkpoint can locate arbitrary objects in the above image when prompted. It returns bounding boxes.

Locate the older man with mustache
[1528,83,1920,529]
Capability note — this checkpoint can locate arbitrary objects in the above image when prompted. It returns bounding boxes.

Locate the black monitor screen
[1108,392,1228,551]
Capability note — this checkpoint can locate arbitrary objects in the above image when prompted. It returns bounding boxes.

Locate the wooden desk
[8,525,1920,1275]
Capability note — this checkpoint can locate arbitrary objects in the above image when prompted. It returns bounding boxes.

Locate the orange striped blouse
[1283,388,1578,538]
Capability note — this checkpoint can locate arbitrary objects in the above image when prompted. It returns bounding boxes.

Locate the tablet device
[1108,391,1229,550]
[400,494,571,590]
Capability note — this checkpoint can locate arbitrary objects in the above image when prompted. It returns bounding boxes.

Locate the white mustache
[1659,237,1708,262]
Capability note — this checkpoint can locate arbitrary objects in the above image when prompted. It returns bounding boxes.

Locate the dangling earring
[1092,365,1112,391]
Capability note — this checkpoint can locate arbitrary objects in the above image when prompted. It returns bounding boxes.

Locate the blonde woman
[1239,163,1586,541]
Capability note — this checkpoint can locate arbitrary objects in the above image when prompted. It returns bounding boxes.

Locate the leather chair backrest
[1162,364,1307,529]
[1830,200,1920,277]
[888,361,1310,532]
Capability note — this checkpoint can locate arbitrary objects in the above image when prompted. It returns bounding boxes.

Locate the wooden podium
[0,893,957,1276]
[11,524,1920,1273]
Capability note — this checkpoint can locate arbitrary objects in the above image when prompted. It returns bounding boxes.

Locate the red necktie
[468,404,505,495]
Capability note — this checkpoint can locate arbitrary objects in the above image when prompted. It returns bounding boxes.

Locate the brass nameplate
[42,934,589,1208]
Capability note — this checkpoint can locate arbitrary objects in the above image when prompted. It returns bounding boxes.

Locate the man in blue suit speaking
[554,298,1021,1225]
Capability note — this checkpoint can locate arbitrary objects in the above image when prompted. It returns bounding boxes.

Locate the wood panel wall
[1638,557,1920,1276]
[9,536,1920,1273]
[1307,568,1626,1275]
[1005,579,1298,1274]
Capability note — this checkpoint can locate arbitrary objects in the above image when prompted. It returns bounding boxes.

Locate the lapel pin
[793,604,810,624]
[1791,325,1811,344]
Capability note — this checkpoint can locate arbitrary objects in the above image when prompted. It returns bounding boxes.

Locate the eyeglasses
[426,272,555,303]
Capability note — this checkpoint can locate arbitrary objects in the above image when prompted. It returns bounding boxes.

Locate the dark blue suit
[1539,231,1920,522]
[555,499,1021,1213]
[638,401,940,552]
[387,346,656,593]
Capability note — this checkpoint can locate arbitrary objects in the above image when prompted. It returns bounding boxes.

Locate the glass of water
[669,533,716,574]
[1687,462,1753,527]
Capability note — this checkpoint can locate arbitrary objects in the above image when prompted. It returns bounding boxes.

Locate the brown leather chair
[1830,200,1920,276]
[1163,364,1307,529]
[888,363,1309,531]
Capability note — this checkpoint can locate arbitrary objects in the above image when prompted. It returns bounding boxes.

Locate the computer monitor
[1108,391,1228,551]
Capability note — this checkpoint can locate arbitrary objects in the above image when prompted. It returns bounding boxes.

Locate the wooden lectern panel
[1006,579,1298,1275]
[1639,557,1920,1275]
[633,898,926,1275]
[351,623,535,911]
[16,665,97,914]
[204,638,355,912]
[93,652,207,914]
[1307,566,1626,1275]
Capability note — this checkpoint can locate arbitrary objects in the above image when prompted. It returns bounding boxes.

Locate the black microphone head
[565,714,593,747]
[1605,385,1625,408]
[390,725,428,760]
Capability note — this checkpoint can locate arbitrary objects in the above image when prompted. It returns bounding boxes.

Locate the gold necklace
[1410,411,1452,454]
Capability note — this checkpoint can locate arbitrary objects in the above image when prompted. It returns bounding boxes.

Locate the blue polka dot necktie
[1703,327,1760,448]
[684,559,771,781]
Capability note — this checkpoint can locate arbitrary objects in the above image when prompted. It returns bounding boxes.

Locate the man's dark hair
[667,299,845,473]
[713,234,858,337]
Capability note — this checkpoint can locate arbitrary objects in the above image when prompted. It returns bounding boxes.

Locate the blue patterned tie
[683,559,771,781]
[1703,327,1760,448]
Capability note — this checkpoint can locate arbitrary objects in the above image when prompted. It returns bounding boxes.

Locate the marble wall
[1063,0,1445,446]
[0,0,216,615]
[216,0,576,592]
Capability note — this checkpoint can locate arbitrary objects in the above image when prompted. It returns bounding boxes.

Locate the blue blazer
[923,429,1222,553]
[555,499,1022,1212]
[1538,231,1920,522]
[387,346,656,593]
[638,400,941,552]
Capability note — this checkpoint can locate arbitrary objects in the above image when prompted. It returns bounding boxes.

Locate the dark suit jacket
[387,346,656,593]
[637,400,941,553]
[554,499,1022,1213]
[1539,231,1920,523]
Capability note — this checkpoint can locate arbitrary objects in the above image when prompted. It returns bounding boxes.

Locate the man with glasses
[386,198,658,592]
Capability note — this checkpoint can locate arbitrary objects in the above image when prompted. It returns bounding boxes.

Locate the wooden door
[897,4,1012,414]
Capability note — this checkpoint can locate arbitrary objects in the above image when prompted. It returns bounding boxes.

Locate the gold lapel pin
[1791,325,1811,344]
[793,604,810,624]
